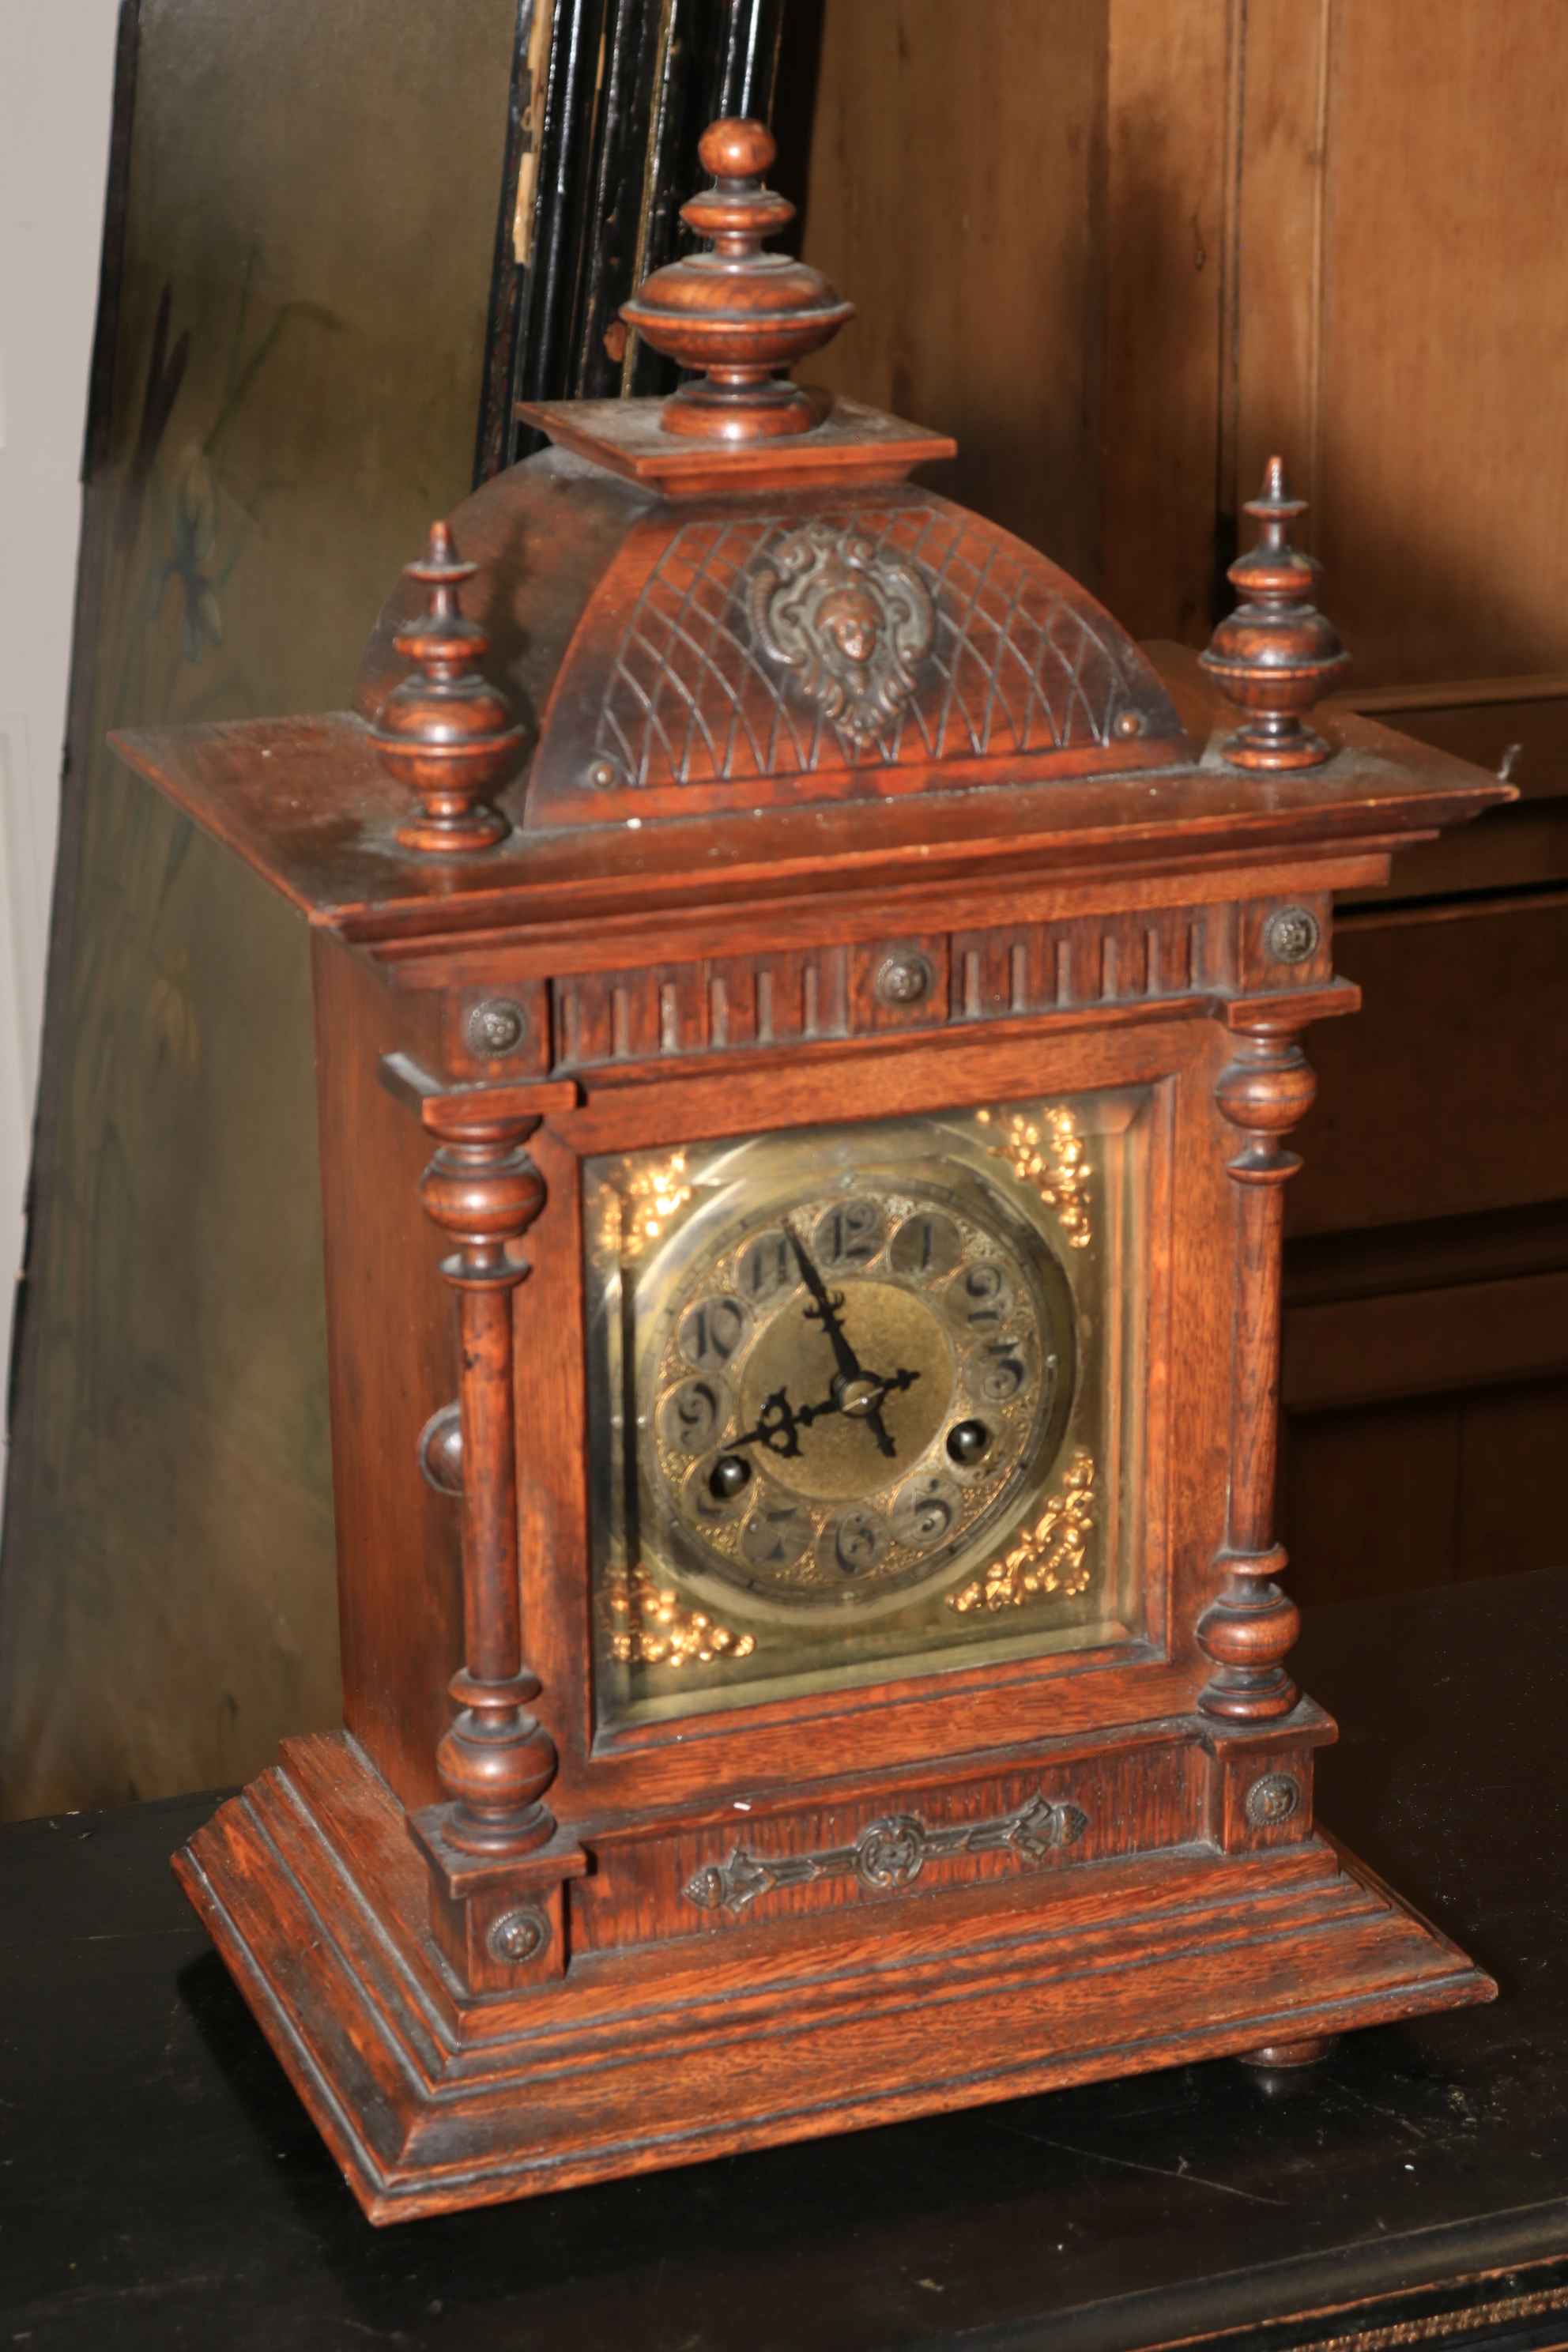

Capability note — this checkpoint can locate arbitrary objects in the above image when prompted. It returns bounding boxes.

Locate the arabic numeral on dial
[658,1377,730,1454]
[949,1260,1014,1329]
[889,1212,961,1279]
[738,1231,793,1300]
[812,1199,884,1268]
[827,1507,889,1577]
[975,1338,1030,1403]
[891,1475,958,1553]
[679,1294,749,1372]
[741,1502,812,1569]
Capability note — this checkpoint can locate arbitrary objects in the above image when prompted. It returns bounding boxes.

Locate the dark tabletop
[4,1569,1568,2352]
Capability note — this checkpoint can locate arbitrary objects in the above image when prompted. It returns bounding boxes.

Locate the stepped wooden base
[173,1732,1495,2226]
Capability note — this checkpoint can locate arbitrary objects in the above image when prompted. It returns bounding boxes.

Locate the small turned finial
[620,118,854,443]
[1200,457,1350,771]
[372,522,520,854]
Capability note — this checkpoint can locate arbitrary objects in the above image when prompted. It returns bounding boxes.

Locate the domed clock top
[354,118,1208,839]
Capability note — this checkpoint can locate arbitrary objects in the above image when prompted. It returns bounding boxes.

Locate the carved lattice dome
[356,117,1193,837]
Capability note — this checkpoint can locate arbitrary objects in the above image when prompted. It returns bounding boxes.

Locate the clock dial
[646,1176,1070,1612]
[585,1088,1152,1728]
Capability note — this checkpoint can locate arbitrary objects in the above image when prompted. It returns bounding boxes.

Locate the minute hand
[785,1223,862,1381]
[786,1223,903,1461]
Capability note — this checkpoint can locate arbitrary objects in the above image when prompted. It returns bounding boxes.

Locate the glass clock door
[583,1087,1152,1729]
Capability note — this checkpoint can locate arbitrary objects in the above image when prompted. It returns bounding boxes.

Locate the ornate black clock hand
[782,1222,924,1461]
[857,1385,899,1461]
[845,1363,922,1461]
[728,1384,839,1458]
[729,1363,924,1462]
[784,1221,862,1384]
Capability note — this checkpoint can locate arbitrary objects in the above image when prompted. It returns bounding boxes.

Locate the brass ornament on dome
[748,522,936,743]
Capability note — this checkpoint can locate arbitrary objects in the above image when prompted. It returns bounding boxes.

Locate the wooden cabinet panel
[1101,0,1233,643]
[1283,1272,1568,1415]
[1304,3,1568,686]
[1457,1382,1568,1574]
[1343,684,1568,903]
[1215,1,1568,684]
[1282,1400,1461,1608]
[1290,896,1568,1236]
[1283,1376,1568,1608]
[801,0,1110,586]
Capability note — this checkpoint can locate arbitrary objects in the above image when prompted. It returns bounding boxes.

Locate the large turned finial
[1201,458,1350,771]
[373,522,520,854]
[621,119,854,443]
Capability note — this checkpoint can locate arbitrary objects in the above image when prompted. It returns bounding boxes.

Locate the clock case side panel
[524,1013,1232,1825]
[311,931,461,1811]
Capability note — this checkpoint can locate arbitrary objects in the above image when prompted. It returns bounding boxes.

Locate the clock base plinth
[173,1731,1495,2226]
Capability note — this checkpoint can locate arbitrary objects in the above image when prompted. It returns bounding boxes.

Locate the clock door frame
[520,1007,1231,1820]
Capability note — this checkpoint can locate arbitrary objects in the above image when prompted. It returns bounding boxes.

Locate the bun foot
[1236,2034,1339,2070]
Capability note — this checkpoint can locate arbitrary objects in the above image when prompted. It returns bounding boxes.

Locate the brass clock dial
[642,1167,1076,1617]
[586,1088,1149,1728]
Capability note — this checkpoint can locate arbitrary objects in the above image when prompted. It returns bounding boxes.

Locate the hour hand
[731,1386,801,1459]
[729,1384,840,1459]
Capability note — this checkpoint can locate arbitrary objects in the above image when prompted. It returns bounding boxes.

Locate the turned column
[385,1060,586,1993]
[1197,1004,1318,1721]
[419,1101,558,1854]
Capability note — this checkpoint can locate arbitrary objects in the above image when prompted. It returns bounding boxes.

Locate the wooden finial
[620,118,854,443]
[1200,458,1350,771]
[372,522,520,854]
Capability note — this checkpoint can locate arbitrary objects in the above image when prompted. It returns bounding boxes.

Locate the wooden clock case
[116,127,1509,2222]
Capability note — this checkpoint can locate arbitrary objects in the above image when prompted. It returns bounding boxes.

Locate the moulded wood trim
[378,1053,579,1128]
[1344,673,1568,715]
[376,853,1393,990]
[518,1020,1219,1816]
[554,1012,1216,1155]
[1336,884,1568,935]
[1283,1268,1568,1414]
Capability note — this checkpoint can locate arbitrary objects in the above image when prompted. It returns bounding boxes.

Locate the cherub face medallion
[749,523,935,744]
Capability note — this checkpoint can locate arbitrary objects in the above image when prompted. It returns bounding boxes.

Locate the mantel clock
[121,122,1510,2222]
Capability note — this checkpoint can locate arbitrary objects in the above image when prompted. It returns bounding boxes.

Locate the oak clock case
[118,120,1510,2222]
